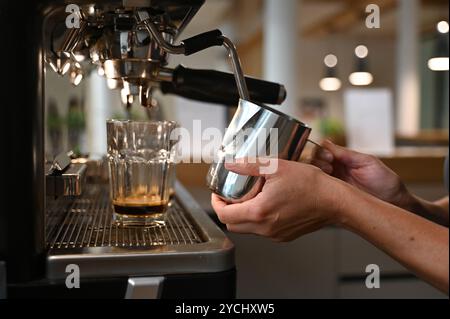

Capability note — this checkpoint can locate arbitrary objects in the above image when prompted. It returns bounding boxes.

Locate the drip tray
[45,182,234,280]
[47,186,205,248]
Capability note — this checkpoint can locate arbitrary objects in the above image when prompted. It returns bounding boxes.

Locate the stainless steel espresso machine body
[0,0,289,298]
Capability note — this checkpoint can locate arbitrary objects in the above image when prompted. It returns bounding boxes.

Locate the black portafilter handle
[160,65,287,106]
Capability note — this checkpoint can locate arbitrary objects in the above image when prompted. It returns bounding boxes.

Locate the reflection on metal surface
[125,277,164,299]
[46,184,204,248]
[207,99,311,203]
[46,163,87,197]
[46,182,234,280]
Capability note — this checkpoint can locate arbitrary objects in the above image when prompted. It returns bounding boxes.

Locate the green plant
[320,118,344,138]
[47,114,64,130]
[66,109,85,130]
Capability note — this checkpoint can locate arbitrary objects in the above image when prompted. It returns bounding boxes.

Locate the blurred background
[45,0,448,298]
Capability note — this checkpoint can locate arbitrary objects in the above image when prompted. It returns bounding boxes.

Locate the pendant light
[319,54,342,91]
[349,45,373,86]
[428,21,449,72]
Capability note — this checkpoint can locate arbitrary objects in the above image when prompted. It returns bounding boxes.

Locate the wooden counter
[177,147,448,187]
[379,147,447,183]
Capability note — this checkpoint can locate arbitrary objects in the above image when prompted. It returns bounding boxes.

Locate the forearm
[335,182,449,294]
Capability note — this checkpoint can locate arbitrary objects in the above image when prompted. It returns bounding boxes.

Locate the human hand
[310,140,410,208]
[211,159,347,242]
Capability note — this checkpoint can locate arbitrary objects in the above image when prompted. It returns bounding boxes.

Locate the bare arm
[311,141,449,226]
[212,159,449,295]
[339,184,449,294]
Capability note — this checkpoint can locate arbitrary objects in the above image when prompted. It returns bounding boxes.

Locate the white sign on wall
[344,89,394,155]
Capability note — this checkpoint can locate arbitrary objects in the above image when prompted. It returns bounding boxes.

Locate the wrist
[322,175,359,227]
[328,177,374,230]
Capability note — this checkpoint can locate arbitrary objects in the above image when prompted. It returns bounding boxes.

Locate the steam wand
[137,11,250,101]
[221,37,250,101]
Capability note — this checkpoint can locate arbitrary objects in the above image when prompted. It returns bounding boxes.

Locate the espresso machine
[0,0,287,298]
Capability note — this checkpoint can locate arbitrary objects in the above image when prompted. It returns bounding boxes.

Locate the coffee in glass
[107,119,179,226]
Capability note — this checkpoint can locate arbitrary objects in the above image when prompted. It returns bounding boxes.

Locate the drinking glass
[107,119,179,226]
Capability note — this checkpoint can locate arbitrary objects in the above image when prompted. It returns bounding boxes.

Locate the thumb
[224,157,279,177]
[322,140,371,168]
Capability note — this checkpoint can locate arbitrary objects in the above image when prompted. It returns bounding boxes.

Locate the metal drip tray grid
[45,182,234,280]
[46,185,205,249]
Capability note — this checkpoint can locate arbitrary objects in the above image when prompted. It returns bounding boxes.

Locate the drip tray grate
[46,185,205,249]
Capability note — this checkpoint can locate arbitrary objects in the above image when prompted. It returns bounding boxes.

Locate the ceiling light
[437,21,449,34]
[320,54,341,91]
[349,72,373,86]
[428,21,449,71]
[319,77,342,91]
[324,54,338,68]
[355,45,369,59]
[428,57,449,71]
